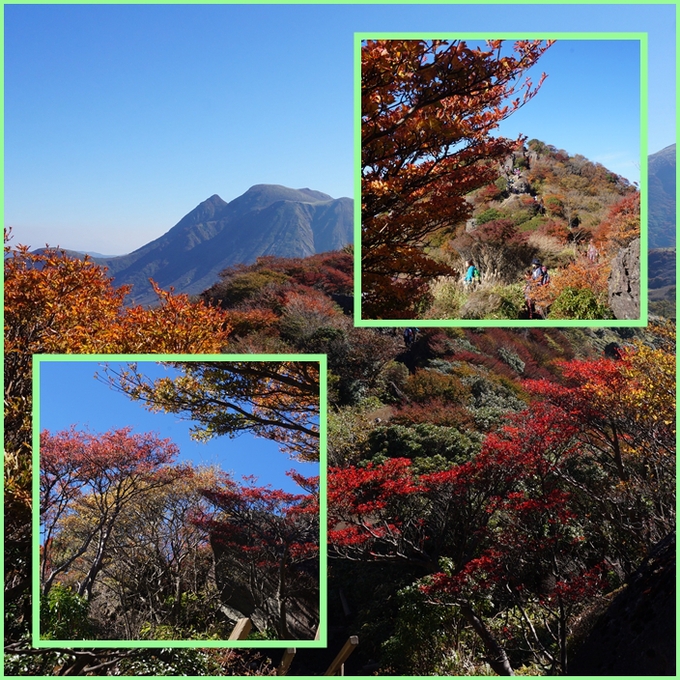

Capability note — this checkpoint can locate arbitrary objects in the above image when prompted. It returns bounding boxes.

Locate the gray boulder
[608,238,640,319]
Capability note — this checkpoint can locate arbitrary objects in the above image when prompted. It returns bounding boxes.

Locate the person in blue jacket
[463,260,480,287]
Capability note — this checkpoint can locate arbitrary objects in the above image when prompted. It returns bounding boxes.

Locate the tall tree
[361,39,552,318]
[40,427,183,601]
[102,361,321,461]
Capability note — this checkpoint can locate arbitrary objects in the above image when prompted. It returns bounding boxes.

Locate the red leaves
[40,426,187,597]
[194,473,319,564]
[41,426,179,488]
[593,192,640,251]
[422,548,505,599]
[328,458,421,522]
[549,563,609,605]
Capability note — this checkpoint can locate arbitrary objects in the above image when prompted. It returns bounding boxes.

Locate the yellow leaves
[616,327,676,434]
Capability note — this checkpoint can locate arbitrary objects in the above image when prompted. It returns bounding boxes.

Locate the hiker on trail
[587,240,599,263]
[403,327,418,348]
[463,260,481,287]
[531,259,550,286]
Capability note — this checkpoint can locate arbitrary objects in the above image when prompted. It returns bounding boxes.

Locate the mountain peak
[227,185,335,216]
[102,184,353,305]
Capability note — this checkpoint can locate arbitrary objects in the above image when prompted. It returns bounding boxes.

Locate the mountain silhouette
[648,144,675,249]
[98,185,353,305]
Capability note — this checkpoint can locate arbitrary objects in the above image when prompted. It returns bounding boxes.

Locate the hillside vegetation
[4,237,675,675]
[424,140,640,320]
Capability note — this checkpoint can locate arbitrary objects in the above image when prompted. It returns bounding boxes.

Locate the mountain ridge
[96,184,353,305]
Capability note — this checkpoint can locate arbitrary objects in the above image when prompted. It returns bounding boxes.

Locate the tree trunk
[278,554,290,639]
[459,600,514,676]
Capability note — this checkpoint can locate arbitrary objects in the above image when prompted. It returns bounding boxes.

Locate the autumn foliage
[38,422,320,642]
[40,427,182,600]
[592,191,641,251]
[361,39,552,318]
[327,323,675,673]
[194,475,319,639]
[103,361,321,461]
[4,230,234,639]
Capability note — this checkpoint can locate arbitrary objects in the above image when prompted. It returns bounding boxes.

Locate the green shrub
[118,648,223,676]
[475,208,505,225]
[381,584,464,675]
[516,215,548,232]
[40,584,92,640]
[497,346,526,374]
[548,288,613,320]
[212,269,290,307]
[367,423,481,466]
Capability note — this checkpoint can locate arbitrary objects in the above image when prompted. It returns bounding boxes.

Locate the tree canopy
[102,361,321,461]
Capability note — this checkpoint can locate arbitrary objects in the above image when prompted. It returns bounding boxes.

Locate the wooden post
[324,636,359,676]
[228,617,252,641]
[277,648,296,676]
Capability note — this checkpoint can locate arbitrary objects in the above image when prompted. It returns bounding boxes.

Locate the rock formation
[608,237,640,319]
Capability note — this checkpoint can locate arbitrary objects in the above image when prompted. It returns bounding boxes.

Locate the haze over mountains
[95,184,353,305]
[648,143,676,249]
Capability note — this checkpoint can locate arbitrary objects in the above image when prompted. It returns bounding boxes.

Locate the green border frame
[0,4,674,677]
[354,32,649,328]
[31,353,328,650]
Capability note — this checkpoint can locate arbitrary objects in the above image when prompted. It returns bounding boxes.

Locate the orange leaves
[593,192,640,252]
[361,39,552,318]
[4,241,130,357]
[4,232,233,539]
[531,257,610,313]
[114,280,232,354]
[4,236,232,358]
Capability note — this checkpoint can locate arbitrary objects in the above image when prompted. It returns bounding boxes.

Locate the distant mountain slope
[648,144,676,248]
[648,248,676,307]
[98,185,353,305]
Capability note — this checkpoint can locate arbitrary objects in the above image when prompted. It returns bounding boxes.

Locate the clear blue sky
[38,361,319,495]
[5,3,675,255]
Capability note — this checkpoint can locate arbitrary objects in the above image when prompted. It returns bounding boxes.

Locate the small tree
[452,219,537,283]
[195,474,320,639]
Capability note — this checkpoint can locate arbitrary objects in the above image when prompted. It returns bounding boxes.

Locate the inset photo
[356,34,645,326]
[33,355,326,649]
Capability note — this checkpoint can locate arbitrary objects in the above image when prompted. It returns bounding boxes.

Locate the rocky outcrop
[569,533,675,676]
[608,238,640,319]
